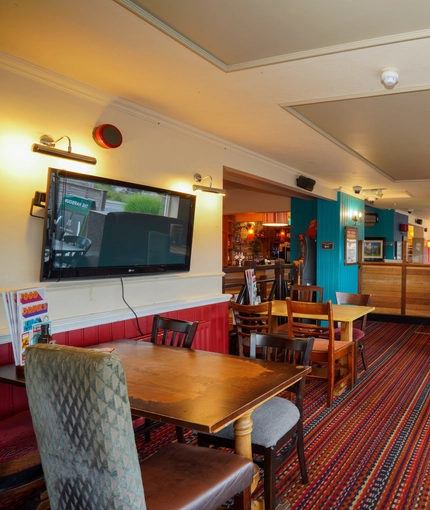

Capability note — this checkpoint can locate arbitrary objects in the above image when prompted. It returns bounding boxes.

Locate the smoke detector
[381,68,399,89]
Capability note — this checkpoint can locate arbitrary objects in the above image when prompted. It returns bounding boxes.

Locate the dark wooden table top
[99,341,311,433]
[0,340,311,434]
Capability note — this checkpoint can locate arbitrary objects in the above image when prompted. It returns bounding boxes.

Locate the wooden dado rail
[359,262,430,317]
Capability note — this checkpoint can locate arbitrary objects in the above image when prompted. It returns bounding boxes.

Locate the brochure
[245,268,258,305]
[2,288,48,365]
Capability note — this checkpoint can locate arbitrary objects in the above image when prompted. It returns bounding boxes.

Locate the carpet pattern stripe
[134,322,429,509]
[281,322,430,509]
[6,321,428,509]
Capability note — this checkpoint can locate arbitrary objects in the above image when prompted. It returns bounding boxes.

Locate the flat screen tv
[40,168,196,281]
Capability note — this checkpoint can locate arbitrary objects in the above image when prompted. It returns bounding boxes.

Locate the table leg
[338,321,356,387]
[339,321,352,343]
[234,412,263,509]
[271,316,279,333]
[234,411,256,485]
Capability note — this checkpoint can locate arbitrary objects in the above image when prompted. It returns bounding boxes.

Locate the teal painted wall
[291,192,364,302]
[316,197,340,302]
[364,207,408,259]
[290,198,317,261]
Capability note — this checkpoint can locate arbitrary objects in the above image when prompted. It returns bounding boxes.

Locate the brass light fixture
[352,211,363,225]
[193,173,226,195]
[32,135,97,165]
[247,223,255,241]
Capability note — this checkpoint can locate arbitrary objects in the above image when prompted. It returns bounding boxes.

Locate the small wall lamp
[193,173,226,195]
[32,135,97,165]
[247,223,255,241]
[279,229,286,242]
[352,211,362,225]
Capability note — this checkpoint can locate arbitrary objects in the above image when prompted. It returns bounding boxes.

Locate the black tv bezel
[40,168,196,281]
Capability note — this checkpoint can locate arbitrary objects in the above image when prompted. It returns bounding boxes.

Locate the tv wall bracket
[30,191,46,218]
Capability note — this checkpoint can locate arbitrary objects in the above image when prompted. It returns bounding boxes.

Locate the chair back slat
[249,332,314,412]
[290,284,324,303]
[231,301,272,356]
[286,298,335,353]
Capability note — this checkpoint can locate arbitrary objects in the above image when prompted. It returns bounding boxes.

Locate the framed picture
[344,226,358,265]
[363,238,385,261]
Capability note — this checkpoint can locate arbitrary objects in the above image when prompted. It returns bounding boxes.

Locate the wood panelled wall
[360,264,402,314]
[405,266,430,316]
[360,261,430,317]
[0,302,229,420]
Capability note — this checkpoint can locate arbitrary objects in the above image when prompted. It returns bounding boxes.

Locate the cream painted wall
[0,67,226,340]
[224,188,291,214]
[0,56,332,342]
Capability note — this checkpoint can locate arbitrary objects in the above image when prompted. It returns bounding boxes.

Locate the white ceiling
[2,0,430,219]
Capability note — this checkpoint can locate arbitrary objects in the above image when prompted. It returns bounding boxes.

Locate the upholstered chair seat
[210,397,300,447]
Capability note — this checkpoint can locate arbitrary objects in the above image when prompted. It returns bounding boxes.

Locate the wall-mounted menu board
[344,226,358,265]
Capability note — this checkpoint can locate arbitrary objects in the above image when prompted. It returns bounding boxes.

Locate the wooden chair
[231,301,272,357]
[336,292,372,381]
[278,283,324,332]
[151,314,198,348]
[25,344,253,510]
[285,298,355,407]
[289,284,324,303]
[134,315,199,443]
[197,332,314,510]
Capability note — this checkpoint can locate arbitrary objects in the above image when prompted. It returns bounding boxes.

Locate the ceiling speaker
[296,175,316,192]
[415,218,423,225]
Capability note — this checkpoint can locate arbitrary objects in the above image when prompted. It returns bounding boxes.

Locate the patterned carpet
[4,322,429,509]
[136,321,430,509]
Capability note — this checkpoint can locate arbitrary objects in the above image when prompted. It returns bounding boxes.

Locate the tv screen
[40,169,196,281]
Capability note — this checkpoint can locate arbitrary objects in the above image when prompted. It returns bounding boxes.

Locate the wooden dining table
[0,340,311,509]
[270,300,375,343]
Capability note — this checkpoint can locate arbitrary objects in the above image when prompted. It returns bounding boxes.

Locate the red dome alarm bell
[93,124,122,149]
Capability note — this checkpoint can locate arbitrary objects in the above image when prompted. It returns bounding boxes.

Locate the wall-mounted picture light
[352,211,362,225]
[32,135,97,165]
[193,173,226,195]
